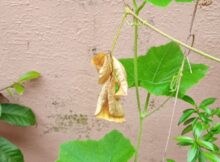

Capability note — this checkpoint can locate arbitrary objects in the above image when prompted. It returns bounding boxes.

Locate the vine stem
[133,2,148,161]
[110,12,128,55]
[125,7,220,63]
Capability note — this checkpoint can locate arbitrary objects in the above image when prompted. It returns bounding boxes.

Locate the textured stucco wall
[0,0,220,162]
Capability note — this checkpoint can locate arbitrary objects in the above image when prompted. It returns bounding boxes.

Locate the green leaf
[120,42,208,97]
[12,83,25,95]
[145,0,172,7]
[176,136,194,146]
[167,159,176,162]
[18,71,41,83]
[197,140,215,151]
[56,130,135,162]
[181,95,196,106]
[0,104,36,126]
[211,123,220,134]
[203,152,220,161]
[182,124,193,135]
[144,0,193,7]
[176,0,193,2]
[178,109,195,125]
[187,144,198,162]
[198,150,207,162]
[193,122,203,138]
[199,98,216,109]
[0,137,24,162]
[184,117,196,126]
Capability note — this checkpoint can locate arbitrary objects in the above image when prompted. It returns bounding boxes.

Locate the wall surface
[0,0,220,162]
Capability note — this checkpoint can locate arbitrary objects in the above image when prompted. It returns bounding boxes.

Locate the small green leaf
[182,124,193,135]
[0,137,24,162]
[197,140,215,151]
[198,113,211,124]
[187,144,198,162]
[0,104,36,126]
[203,152,220,161]
[178,109,195,125]
[199,98,216,108]
[211,123,220,134]
[145,0,172,7]
[181,95,196,106]
[184,117,196,126]
[176,136,194,146]
[56,130,135,162]
[198,150,207,162]
[211,108,220,117]
[166,159,176,162]
[12,83,25,95]
[193,122,203,138]
[18,71,41,83]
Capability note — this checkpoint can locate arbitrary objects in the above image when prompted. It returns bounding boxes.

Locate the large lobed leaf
[120,42,208,97]
[0,104,36,126]
[144,0,193,7]
[56,130,135,162]
[0,137,24,162]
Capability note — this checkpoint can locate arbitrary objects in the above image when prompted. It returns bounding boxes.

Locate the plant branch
[125,7,220,63]
[136,1,147,14]
[110,13,128,55]
[133,0,138,9]
[134,117,143,162]
[133,18,142,116]
[144,92,151,113]
[143,97,171,118]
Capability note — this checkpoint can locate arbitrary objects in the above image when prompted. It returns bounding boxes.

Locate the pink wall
[0,0,220,161]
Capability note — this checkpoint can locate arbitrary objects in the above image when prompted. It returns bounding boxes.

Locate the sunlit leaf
[176,136,194,146]
[18,71,41,83]
[56,130,135,162]
[120,42,208,97]
[12,83,25,95]
[144,0,193,7]
[0,137,23,162]
[199,98,216,109]
[187,144,198,162]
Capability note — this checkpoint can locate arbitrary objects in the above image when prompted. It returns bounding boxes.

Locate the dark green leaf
[181,95,196,106]
[199,98,216,108]
[12,83,25,95]
[187,144,198,162]
[178,109,195,125]
[184,117,196,126]
[18,71,41,83]
[120,42,208,97]
[0,137,24,162]
[176,136,194,146]
[0,104,36,126]
[56,130,135,162]
[211,123,220,134]
[182,124,193,135]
